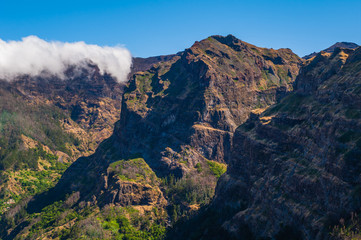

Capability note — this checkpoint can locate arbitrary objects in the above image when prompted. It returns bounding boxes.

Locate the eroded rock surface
[189,46,361,240]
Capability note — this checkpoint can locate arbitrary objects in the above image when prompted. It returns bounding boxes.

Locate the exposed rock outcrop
[186,46,361,240]
[116,34,302,177]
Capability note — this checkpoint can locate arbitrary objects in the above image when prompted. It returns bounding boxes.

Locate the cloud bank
[0,36,132,82]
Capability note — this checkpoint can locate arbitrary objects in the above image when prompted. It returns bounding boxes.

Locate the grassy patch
[206,160,227,179]
[0,100,79,170]
[331,212,361,239]
[135,73,155,94]
[57,206,167,240]
[0,146,70,213]
[99,207,166,240]
[108,158,158,185]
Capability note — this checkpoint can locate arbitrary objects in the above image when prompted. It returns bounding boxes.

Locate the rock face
[60,33,302,201]
[192,46,361,239]
[99,157,167,208]
[45,34,302,199]
[296,48,354,94]
[117,34,302,177]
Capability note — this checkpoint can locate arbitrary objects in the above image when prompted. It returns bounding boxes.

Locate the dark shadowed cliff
[172,46,361,240]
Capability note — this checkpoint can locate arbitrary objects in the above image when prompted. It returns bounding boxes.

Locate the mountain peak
[210,34,238,41]
[326,42,359,52]
[303,41,359,59]
[209,34,242,46]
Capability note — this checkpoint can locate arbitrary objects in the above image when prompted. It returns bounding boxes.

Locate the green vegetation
[97,207,166,240]
[0,146,70,213]
[31,201,67,232]
[10,170,57,194]
[162,173,216,223]
[206,160,227,179]
[331,212,361,239]
[0,89,82,215]
[260,69,281,89]
[276,66,291,83]
[8,200,167,240]
[0,100,79,170]
[164,175,214,206]
[108,158,158,185]
[195,163,202,173]
[15,200,91,239]
[136,73,154,93]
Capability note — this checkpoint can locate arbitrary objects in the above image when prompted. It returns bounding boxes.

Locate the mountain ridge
[303,41,359,60]
[171,45,361,239]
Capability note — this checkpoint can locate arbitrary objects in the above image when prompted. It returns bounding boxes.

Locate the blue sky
[0,0,360,57]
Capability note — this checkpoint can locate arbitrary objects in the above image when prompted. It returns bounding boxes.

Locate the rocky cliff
[179,46,361,239]
[53,34,302,204]
[118,34,302,176]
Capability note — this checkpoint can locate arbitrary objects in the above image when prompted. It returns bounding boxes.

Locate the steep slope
[0,35,303,239]
[118,34,302,175]
[11,64,123,152]
[0,64,124,213]
[178,47,361,239]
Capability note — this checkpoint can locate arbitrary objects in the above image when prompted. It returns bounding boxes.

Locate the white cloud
[0,36,132,82]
